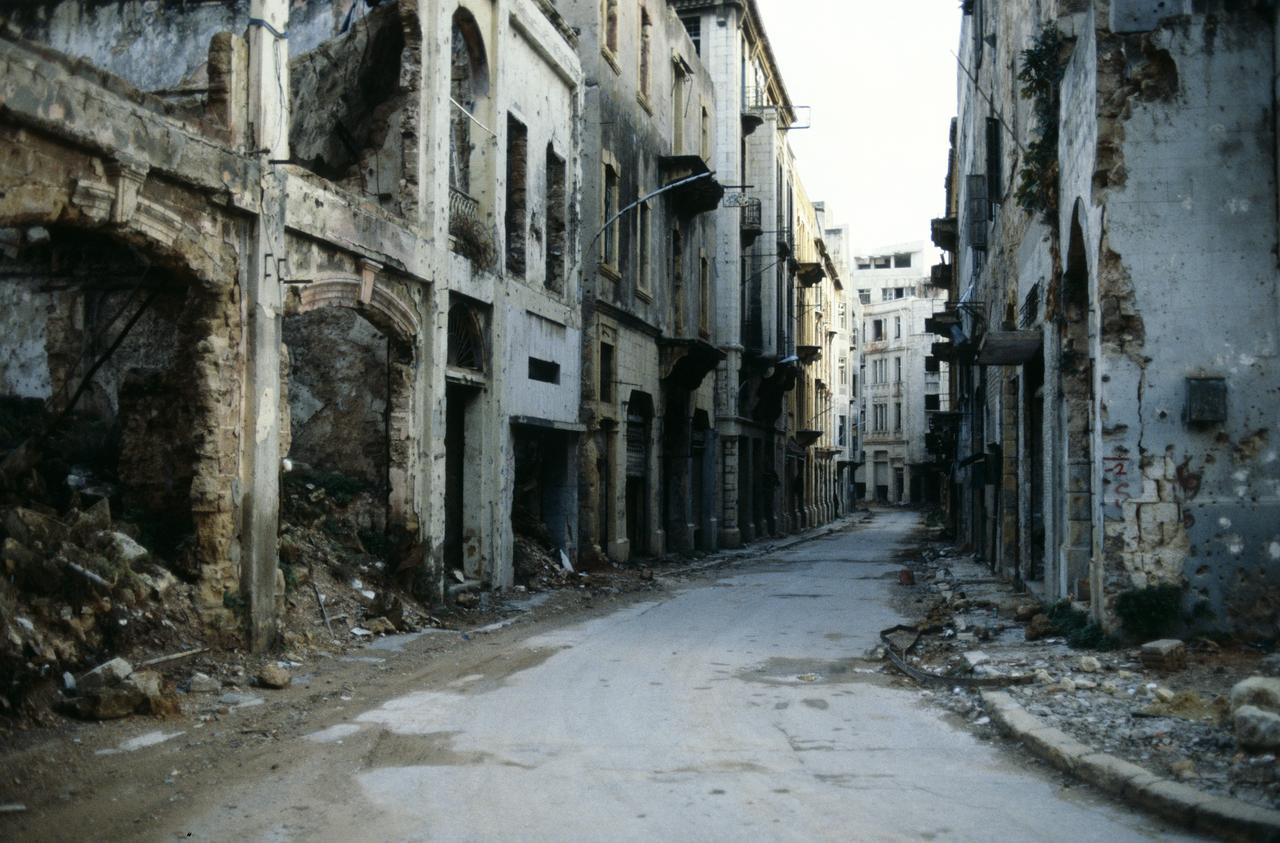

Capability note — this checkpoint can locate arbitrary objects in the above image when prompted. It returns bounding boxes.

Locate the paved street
[126,510,1185,842]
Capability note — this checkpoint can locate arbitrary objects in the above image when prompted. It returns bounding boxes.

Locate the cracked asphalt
[9,510,1200,841]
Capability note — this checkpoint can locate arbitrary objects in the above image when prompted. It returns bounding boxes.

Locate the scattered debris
[898,536,1280,811]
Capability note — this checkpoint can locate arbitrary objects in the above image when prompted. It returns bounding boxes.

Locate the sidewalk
[891,539,1280,841]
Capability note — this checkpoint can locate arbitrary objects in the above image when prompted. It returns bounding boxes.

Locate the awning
[977,330,1042,366]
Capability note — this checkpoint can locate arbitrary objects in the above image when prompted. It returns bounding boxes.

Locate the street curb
[656,513,867,580]
[981,690,1280,842]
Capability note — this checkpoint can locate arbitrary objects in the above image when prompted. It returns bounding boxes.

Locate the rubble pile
[277,471,436,648]
[889,541,1280,811]
[512,533,573,590]
[1,498,202,719]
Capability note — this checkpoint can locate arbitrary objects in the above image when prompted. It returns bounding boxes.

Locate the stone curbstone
[980,690,1280,841]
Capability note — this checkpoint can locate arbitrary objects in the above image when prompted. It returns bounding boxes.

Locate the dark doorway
[1024,352,1046,583]
[445,382,479,575]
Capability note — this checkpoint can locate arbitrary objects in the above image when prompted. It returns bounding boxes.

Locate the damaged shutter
[626,413,648,478]
[966,174,988,251]
[985,117,1002,208]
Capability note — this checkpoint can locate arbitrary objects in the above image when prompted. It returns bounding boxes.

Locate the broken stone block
[67,499,111,543]
[1230,676,1280,714]
[78,657,133,692]
[1235,705,1280,752]
[1139,639,1186,671]
[1025,613,1055,641]
[80,684,145,720]
[1078,656,1102,673]
[188,672,221,694]
[256,664,291,689]
[963,651,990,670]
[1014,603,1040,622]
[96,531,149,566]
[364,616,396,635]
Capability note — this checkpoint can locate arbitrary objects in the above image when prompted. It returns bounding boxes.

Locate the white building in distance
[851,242,948,504]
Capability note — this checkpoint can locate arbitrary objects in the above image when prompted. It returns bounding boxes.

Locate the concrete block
[1141,638,1187,671]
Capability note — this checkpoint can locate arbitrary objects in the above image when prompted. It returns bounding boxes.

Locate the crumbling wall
[290,2,420,217]
[1091,9,1280,638]
[4,0,355,93]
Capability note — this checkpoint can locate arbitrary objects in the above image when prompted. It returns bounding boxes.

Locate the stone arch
[0,162,240,293]
[287,274,420,351]
[281,272,422,544]
[0,201,244,632]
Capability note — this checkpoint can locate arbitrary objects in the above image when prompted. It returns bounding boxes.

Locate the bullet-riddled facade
[933,0,1280,639]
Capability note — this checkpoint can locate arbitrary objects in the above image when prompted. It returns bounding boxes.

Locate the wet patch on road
[362,729,534,770]
[736,657,892,687]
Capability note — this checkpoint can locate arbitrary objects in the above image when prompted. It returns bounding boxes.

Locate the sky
[754,0,960,254]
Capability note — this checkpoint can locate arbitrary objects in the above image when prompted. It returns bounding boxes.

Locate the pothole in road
[735,657,890,687]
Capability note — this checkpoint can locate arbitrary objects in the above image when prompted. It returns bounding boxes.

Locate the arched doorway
[1059,204,1095,599]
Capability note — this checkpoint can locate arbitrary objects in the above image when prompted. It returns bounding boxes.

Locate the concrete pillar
[241,0,288,651]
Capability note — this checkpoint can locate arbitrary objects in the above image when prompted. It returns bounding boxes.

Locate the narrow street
[8,512,1194,841]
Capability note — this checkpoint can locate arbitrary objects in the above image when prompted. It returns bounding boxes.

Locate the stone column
[241,0,288,652]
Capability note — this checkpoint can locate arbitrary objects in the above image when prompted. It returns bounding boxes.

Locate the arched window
[447,302,486,371]
[450,9,489,194]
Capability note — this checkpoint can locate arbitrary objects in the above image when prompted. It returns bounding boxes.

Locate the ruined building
[851,243,949,505]
[0,0,585,647]
[558,0,724,561]
[0,0,848,663]
[931,0,1280,639]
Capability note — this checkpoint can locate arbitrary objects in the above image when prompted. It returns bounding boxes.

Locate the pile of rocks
[1,500,194,715]
[57,656,177,720]
[1232,675,1280,753]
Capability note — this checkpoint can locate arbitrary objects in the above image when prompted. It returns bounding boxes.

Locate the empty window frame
[602,162,620,270]
[599,341,615,402]
[637,201,652,296]
[872,319,885,341]
[505,115,528,276]
[603,0,619,58]
[893,253,912,268]
[528,357,560,384]
[545,145,567,291]
[700,105,711,160]
[895,356,902,383]
[680,14,701,55]
[639,7,653,102]
[698,251,710,337]
[894,402,902,431]
[894,316,901,339]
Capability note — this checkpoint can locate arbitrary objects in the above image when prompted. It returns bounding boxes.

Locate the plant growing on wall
[1016,23,1067,223]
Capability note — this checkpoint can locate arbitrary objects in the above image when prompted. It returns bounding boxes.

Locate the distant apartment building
[819,213,857,515]
[851,243,948,504]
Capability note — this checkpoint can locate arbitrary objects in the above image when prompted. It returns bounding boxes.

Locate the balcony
[449,186,494,267]
[797,260,825,288]
[931,216,958,252]
[449,186,479,228]
[796,343,822,364]
[658,337,726,392]
[740,198,763,247]
[929,261,953,289]
[742,87,766,136]
[658,155,725,218]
